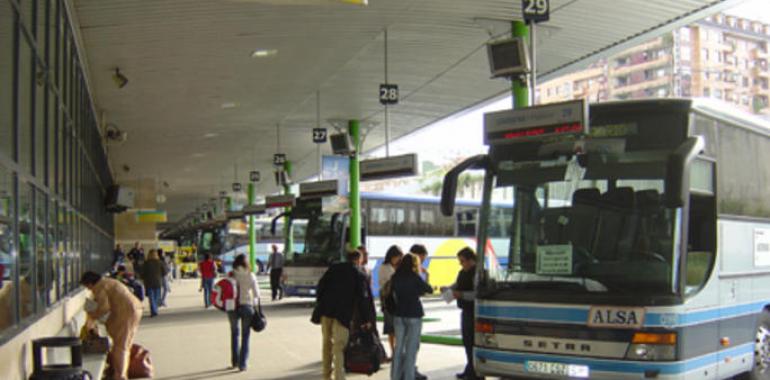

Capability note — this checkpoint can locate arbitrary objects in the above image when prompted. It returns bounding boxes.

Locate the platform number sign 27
[522,0,549,23]
[379,84,399,105]
[312,128,328,144]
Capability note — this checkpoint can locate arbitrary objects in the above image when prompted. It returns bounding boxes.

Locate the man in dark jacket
[451,247,479,380]
[316,250,374,380]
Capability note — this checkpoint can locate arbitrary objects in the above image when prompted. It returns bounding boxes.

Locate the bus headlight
[625,332,677,361]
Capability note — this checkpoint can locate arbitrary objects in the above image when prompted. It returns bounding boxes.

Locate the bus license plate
[525,360,589,378]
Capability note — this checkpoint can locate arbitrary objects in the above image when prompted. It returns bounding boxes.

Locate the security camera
[112,68,128,89]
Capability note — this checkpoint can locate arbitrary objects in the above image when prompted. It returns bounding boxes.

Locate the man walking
[267,244,285,301]
[198,253,217,308]
[316,250,374,380]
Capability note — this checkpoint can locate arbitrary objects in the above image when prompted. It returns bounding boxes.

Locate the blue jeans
[228,305,255,369]
[202,278,214,307]
[147,287,161,316]
[391,317,422,380]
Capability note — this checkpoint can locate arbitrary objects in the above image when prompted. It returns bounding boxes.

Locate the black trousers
[270,268,283,300]
[461,306,475,376]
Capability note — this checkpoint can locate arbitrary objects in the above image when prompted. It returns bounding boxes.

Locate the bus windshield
[486,150,681,302]
[287,214,341,266]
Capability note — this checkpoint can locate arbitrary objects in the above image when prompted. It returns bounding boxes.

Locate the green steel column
[283,161,294,255]
[248,183,256,272]
[348,120,361,249]
[512,20,530,109]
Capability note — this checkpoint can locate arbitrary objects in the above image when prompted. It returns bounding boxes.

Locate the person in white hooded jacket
[228,254,261,371]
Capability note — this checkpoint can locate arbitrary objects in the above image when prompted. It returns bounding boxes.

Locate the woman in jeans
[378,245,403,361]
[390,253,432,380]
[228,254,261,371]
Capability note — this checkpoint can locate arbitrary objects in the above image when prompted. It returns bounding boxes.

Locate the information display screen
[484,99,587,145]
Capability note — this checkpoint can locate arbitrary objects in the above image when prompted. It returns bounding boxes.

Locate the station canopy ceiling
[72,0,742,221]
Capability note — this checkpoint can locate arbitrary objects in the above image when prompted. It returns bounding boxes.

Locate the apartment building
[538,13,770,117]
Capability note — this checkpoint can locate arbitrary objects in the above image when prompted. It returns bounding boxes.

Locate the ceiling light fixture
[221,102,239,109]
[203,132,219,138]
[191,153,205,158]
[251,49,278,58]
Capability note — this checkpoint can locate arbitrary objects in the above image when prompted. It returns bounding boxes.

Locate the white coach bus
[440,98,770,379]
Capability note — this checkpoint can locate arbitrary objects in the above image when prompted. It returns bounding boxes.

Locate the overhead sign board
[522,0,550,23]
[484,99,587,146]
[225,210,245,220]
[250,171,261,182]
[232,182,242,192]
[360,153,418,181]
[242,204,266,215]
[266,194,296,208]
[299,180,339,198]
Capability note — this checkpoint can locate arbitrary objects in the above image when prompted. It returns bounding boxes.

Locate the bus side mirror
[664,136,704,208]
[270,211,291,236]
[441,155,490,217]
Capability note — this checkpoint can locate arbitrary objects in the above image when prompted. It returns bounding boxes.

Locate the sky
[725,0,770,23]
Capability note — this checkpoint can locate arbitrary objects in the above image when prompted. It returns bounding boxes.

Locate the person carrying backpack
[228,254,261,371]
[378,245,403,361]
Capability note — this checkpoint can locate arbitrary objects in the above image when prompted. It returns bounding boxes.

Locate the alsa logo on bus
[587,307,645,329]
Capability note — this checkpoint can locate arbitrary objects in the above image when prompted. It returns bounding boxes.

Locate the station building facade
[0,0,114,372]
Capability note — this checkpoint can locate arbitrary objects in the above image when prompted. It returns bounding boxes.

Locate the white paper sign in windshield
[754,228,770,267]
[536,244,572,275]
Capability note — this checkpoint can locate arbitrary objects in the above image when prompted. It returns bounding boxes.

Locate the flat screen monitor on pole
[487,37,531,79]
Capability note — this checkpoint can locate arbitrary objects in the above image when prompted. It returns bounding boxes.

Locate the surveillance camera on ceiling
[105,123,127,145]
[112,68,128,89]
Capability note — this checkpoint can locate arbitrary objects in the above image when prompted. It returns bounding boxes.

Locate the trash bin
[29,336,91,380]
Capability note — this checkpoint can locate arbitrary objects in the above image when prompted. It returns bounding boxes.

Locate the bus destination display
[484,99,587,145]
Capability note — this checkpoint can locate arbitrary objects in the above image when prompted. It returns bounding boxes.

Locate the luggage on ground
[344,331,384,375]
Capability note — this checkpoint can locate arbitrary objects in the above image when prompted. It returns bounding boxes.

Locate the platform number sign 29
[312,128,328,144]
[379,84,399,105]
[522,0,549,23]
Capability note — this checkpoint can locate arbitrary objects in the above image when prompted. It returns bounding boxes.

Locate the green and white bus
[440,98,770,379]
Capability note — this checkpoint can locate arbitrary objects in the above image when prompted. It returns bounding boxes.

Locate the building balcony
[614,37,669,58]
[753,67,770,78]
[752,48,769,60]
[611,76,670,95]
[611,55,672,76]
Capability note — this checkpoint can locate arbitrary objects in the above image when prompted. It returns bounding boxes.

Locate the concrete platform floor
[135,278,470,380]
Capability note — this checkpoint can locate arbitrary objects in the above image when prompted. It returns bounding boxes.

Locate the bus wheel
[748,312,770,380]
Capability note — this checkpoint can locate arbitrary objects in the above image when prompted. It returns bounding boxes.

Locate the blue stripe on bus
[476,343,754,375]
[478,300,770,327]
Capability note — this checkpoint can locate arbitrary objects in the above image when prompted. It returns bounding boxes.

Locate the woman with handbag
[377,245,403,361]
[228,254,261,371]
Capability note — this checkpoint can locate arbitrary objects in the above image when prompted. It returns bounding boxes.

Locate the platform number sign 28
[379,84,399,105]
[522,0,549,23]
[312,128,328,144]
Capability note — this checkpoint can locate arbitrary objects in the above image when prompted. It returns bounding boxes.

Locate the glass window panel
[35,63,45,179]
[18,182,35,320]
[47,90,55,188]
[0,165,16,334]
[0,1,12,159]
[20,38,33,171]
[20,0,34,30]
[35,189,46,309]
[47,198,57,304]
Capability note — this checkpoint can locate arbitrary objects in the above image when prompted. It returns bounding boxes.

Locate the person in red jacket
[198,254,217,308]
